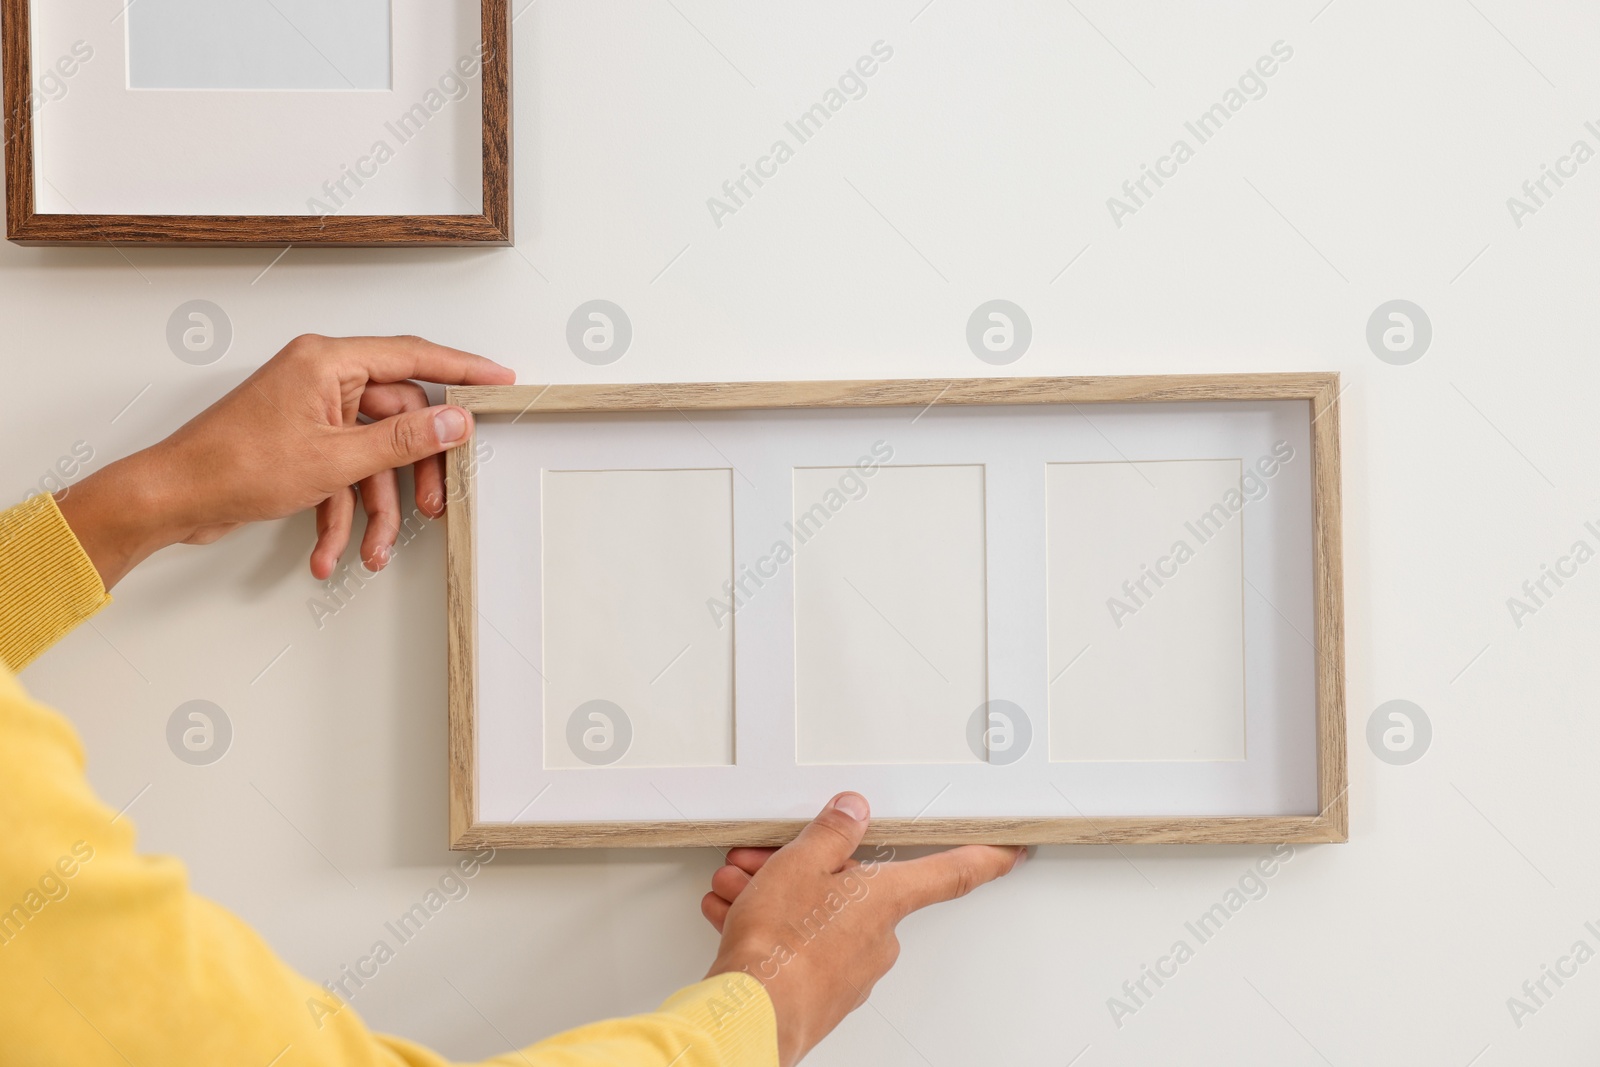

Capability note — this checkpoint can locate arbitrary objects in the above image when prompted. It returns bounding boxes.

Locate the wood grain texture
[453,815,1348,850]
[3,0,511,246]
[1,0,30,241]
[445,373,1350,850]
[479,0,512,242]
[450,373,1337,415]
[1310,375,1349,841]
[445,442,479,845]
[8,214,510,246]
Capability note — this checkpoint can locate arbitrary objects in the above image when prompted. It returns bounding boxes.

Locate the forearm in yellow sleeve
[0,492,780,1064]
[0,665,778,1066]
[0,493,111,672]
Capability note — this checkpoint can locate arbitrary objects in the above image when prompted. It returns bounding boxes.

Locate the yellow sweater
[0,494,776,1067]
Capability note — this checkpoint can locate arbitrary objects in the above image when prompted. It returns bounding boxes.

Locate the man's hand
[703,793,1024,1066]
[56,335,515,588]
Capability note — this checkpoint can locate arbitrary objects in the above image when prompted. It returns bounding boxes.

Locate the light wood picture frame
[445,374,1348,849]
[2,0,510,245]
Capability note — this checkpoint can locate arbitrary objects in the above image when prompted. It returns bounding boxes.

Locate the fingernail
[434,407,468,445]
[1012,846,1034,871]
[832,793,869,822]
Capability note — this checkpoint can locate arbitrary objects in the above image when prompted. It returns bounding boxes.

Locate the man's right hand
[703,793,1024,1067]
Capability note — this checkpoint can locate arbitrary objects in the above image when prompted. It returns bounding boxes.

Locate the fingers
[312,335,517,388]
[311,486,357,580]
[360,382,448,518]
[357,468,401,571]
[414,452,448,518]
[339,405,473,487]
[881,845,1026,918]
[773,793,871,874]
[358,380,432,421]
[701,891,731,934]
[710,863,759,906]
[725,847,778,877]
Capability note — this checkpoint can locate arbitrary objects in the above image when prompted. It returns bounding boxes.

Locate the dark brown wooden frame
[2,0,510,245]
[443,374,1349,849]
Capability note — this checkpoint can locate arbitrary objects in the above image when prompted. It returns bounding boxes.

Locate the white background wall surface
[6,1,1598,1063]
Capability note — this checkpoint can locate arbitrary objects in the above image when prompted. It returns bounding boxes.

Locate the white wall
[7,1,1597,1063]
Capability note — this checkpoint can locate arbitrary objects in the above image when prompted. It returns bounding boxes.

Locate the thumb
[778,792,871,873]
[341,405,472,481]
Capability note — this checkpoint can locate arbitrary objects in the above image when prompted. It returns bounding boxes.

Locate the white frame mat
[29,0,481,216]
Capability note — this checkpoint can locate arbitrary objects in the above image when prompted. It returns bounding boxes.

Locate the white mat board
[30,0,481,215]
[474,400,1318,822]
[540,468,735,770]
[793,464,989,766]
[1045,459,1247,762]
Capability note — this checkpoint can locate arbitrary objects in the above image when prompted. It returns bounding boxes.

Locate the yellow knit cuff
[0,493,110,672]
[660,972,779,1067]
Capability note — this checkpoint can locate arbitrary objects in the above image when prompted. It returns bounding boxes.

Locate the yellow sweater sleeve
[0,495,778,1067]
[0,493,112,672]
